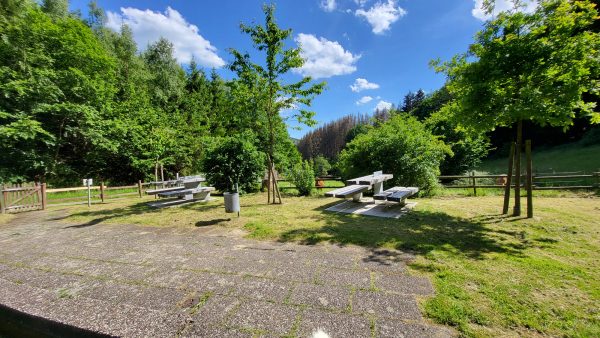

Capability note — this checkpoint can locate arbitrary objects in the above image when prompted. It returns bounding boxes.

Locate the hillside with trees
[0,0,317,192]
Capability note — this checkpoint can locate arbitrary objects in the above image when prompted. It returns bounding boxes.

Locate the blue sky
[68,0,529,138]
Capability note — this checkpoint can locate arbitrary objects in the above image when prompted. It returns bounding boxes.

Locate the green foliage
[287,161,315,196]
[579,126,600,147]
[425,110,490,175]
[339,114,450,195]
[229,5,325,200]
[202,136,265,193]
[345,123,371,144]
[312,155,331,177]
[433,0,600,132]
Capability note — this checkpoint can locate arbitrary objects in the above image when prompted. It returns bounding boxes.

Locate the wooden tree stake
[502,143,515,214]
[526,140,533,218]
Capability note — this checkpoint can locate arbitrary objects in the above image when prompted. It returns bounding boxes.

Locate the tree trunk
[513,120,523,216]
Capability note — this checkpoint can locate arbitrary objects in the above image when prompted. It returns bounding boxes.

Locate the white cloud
[350,78,380,92]
[355,0,407,34]
[320,0,336,12]
[354,0,369,7]
[472,0,537,21]
[356,96,373,105]
[374,100,392,111]
[294,33,360,79]
[106,7,225,67]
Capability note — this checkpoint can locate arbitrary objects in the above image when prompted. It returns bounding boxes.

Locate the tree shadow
[195,218,231,227]
[63,200,221,228]
[277,209,528,260]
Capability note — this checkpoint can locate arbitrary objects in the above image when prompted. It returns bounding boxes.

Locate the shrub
[579,126,600,147]
[312,155,331,177]
[202,136,265,193]
[425,110,490,175]
[288,160,315,196]
[338,114,450,195]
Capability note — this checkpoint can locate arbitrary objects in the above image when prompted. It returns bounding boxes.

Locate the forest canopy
[0,0,315,187]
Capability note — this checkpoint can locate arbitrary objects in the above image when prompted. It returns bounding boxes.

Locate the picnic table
[326,171,418,206]
[146,176,214,202]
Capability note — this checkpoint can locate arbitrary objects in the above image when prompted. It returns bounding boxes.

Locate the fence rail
[439,172,600,195]
[1,178,202,212]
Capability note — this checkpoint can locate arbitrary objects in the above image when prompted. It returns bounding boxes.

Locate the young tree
[433,0,599,215]
[229,4,325,204]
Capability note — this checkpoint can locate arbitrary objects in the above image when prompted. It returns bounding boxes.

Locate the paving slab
[376,320,456,338]
[297,309,372,338]
[373,273,434,295]
[0,210,453,337]
[225,301,299,335]
[317,267,372,289]
[231,276,293,302]
[289,283,351,311]
[352,291,422,320]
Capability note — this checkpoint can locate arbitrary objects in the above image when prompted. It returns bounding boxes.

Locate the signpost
[83,178,93,207]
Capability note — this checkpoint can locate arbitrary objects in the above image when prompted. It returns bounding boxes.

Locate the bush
[338,114,450,195]
[202,136,265,193]
[579,126,600,147]
[312,155,331,177]
[425,110,490,175]
[288,160,314,196]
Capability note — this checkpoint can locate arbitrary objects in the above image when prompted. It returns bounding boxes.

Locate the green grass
[46,187,139,203]
[0,214,14,225]
[57,191,600,337]
[478,143,600,174]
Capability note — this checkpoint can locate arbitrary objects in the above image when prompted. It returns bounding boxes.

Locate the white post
[373,182,383,195]
[87,184,91,207]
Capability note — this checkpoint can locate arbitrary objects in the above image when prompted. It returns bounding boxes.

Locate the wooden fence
[439,171,600,195]
[0,179,189,213]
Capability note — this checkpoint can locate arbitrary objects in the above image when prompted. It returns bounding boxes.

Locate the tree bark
[513,120,523,216]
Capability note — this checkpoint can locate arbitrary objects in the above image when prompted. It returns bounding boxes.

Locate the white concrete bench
[146,186,185,195]
[325,185,370,202]
[373,186,418,206]
[157,187,215,200]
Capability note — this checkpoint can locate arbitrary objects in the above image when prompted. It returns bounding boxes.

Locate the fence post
[138,180,143,198]
[41,183,47,210]
[100,181,105,203]
[526,140,533,218]
[1,184,5,214]
[502,143,515,214]
[471,171,477,196]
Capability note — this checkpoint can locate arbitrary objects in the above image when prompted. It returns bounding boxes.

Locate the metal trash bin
[224,192,240,213]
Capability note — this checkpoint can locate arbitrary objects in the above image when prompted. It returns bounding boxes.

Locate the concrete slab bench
[157,187,215,200]
[374,186,419,206]
[146,187,185,195]
[325,184,370,202]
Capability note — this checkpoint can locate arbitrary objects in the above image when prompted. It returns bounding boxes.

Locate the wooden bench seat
[325,185,369,199]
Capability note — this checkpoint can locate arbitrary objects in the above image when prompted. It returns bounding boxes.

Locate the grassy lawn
[58,190,599,337]
[477,143,600,174]
[0,214,14,225]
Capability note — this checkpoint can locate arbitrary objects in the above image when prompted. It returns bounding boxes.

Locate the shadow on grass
[195,218,231,227]
[63,200,221,228]
[277,208,527,260]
